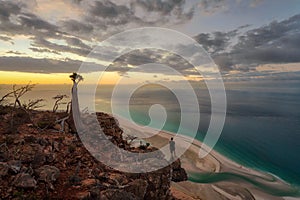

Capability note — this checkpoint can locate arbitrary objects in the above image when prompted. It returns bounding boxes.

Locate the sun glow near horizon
[0,71,121,85]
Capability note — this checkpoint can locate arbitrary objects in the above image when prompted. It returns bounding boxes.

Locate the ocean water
[1,81,300,194]
[93,81,300,189]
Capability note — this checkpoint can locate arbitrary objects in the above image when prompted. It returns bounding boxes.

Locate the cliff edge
[0,106,187,199]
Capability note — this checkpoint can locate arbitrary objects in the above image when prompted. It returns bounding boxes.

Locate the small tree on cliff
[7,83,44,132]
[69,73,84,133]
[52,94,68,113]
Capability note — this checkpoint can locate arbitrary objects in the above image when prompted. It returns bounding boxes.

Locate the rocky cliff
[0,107,187,199]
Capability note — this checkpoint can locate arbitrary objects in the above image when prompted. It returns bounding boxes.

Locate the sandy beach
[116,116,300,200]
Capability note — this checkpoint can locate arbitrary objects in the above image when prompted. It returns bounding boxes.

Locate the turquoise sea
[96,81,300,197]
[1,81,300,197]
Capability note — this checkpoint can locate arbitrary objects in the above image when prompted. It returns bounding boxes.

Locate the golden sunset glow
[0,71,121,85]
[0,71,69,85]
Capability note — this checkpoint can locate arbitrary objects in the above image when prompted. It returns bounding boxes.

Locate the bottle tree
[69,72,84,133]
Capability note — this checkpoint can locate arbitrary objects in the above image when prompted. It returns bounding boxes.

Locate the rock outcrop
[171,159,188,182]
[0,107,187,199]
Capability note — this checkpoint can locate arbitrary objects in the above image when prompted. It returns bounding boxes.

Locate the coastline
[115,115,300,200]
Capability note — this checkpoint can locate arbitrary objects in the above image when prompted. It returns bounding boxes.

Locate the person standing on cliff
[169,137,176,158]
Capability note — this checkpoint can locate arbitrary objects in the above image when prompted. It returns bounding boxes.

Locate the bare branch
[66,101,71,113]
[9,82,37,133]
[0,91,14,105]
[23,99,45,110]
[52,94,69,112]
[12,82,36,108]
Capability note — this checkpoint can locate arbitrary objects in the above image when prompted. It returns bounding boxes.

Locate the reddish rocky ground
[0,106,187,199]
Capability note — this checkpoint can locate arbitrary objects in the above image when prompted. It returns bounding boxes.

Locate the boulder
[171,159,188,182]
[100,189,138,200]
[0,162,9,177]
[32,153,46,168]
[81,178,97,187]
[36,165,60,183]
[7,160,22,174]
[172,168,188,182]
[124,179,148,199]
[76,191,90,200]
[14,173,37,189]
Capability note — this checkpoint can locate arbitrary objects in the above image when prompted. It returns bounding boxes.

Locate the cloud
[0,1,21,21]
[0,56,99,74]
[0,2,92,57]
[5,51,24,55]
[194,29,238,55]
[0,0,298,81]
[0,35,13,43]
[90,1,130,19]
[237,15,300,61]
[0,0,195,58]
[29,47,61,55]
[0,2,61,40]
[64,37,91,50]
[60,19,94,36]
[132,0,194,22]
[18,13,58,31]
[108,49,196,76]
[79,0,195,39]
[32,37,91,57]
[198,0,227,15]
[197,0,265,15]
[204,14,300,73]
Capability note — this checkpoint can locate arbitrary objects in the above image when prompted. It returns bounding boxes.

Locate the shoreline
[115,115,300,200]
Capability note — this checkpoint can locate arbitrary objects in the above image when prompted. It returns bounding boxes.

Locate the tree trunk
[69,82,85,133]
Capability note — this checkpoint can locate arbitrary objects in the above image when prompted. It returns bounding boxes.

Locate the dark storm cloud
[0,1,92,57]
[83,0,194,33]
[0,56,100,74]
[108,49,195,75]
[0,6,92,57]
[90,1,131,18]
[132,0,194,20]
[18,13,58,31]
[60,19,94,35]
[196,14,300,73]
[133,0,184,14]
[194,29,238,55]
[231,14,300,64]
[1,0,299,78]
[212,53,235,71]
[100,12,300,77]
[0,0,195,58]
[0,2,60,38]
[32,37,91,57]
[0,1,21,21]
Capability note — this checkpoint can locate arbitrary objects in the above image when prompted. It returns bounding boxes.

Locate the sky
[2,0,300,187]
[0,0,300,85]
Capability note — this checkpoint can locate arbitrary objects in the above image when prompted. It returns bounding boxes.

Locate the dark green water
[93,81,300,196]
[129,109,300,185]
[119,83,300,197]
